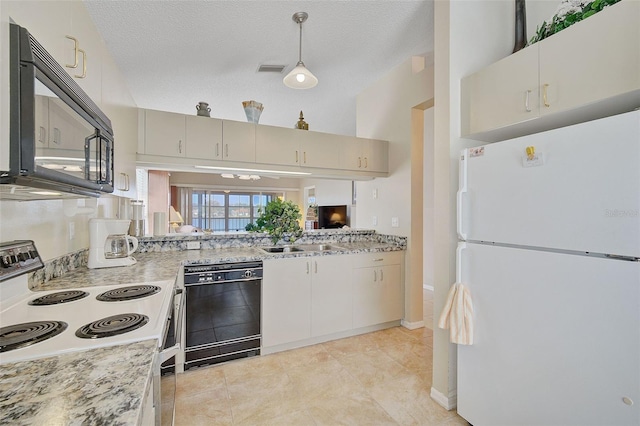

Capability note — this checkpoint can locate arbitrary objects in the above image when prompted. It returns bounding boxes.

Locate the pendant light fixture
[283,12,318,89]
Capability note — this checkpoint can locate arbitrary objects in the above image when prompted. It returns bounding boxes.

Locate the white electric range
[0,241,175,366]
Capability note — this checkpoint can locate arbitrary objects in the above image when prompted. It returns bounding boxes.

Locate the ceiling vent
[257,64,286,73]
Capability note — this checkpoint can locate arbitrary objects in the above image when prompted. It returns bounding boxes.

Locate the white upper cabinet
[66,1,103,106]
[461,0,640,142]
[462,46,539,136]
[343,136,389,173]
[255,124,303,166]
[143,110,186,157]
[537,0,639,117]
[185,115,222,160]
[299,131,342,169]
[221,120,256,163]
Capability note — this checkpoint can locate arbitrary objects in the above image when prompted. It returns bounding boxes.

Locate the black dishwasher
[183,261,262,369]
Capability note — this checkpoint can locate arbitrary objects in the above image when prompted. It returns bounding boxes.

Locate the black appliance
[317,205,350,229]
[183,261,262,369]
[2,23,114,199]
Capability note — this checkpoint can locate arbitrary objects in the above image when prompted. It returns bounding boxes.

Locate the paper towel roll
[153,212,166,236]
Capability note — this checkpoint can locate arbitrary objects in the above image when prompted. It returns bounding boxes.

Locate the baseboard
[401,319,425,330]
[430,387,457,410]
[423,284,434,291]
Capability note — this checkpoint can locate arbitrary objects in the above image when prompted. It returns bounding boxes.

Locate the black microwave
[1,23,114,199]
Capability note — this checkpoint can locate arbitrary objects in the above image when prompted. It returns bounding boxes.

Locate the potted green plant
[245,199,303,244]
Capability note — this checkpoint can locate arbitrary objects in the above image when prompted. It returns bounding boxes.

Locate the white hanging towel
[438,283,474,345]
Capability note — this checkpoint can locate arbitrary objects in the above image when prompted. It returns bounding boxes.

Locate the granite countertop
[0,340,157,425]
[35,242,405,291]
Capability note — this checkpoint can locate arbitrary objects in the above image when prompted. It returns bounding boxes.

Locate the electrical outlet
[391,217,399,227]
[69,222,75,240]
[372,216,378,226]
[186,241,201,250]
[372,189,378,199]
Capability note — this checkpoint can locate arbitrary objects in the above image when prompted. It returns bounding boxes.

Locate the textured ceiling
[84,0,433,136]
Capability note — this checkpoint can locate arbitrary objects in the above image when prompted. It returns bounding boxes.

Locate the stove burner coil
[0,321,68,352]
[96,285,161,302]
[29,290,89,306]
[75,313,149,339]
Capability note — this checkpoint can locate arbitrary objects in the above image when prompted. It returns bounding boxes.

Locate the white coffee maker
[88,218,138,269]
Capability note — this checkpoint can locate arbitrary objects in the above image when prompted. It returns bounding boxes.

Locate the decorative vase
[513,0,527,53]
[296,110,309,130]
[242,100,263,123]
[196,102,211,117]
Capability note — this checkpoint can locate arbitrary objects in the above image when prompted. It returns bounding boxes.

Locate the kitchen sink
[297,244,344,252]
[259,246,304,253]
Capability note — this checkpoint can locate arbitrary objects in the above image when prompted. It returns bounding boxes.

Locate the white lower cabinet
[262,255,353,348]
[352,253,403,328]
[262,257,311,347]
[263,251,403,350]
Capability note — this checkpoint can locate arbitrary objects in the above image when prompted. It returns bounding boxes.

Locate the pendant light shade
[283,12,318,89]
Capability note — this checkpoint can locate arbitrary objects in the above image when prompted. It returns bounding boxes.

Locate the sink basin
[259,246,304,253]
[297,244,344,252]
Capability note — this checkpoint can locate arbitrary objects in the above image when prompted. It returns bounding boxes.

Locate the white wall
[431,0,559,410]
[356,57,433,325]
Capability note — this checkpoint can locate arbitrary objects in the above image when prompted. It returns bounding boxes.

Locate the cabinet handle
[374,270,377,282]
[304,151,307,164]
[364,157,368,168]
[358,157,362,168]
[295,150,299,163]
[225,144,229,157]
[543,84,550,108]
[525,89,532,112]
[178,140,183,153]
[306,261,310,274]
[380,269,384,281]
[65,35,79,68]
[314,261,317,274]
[53,128,61,145]
[216,143,219,157]
[373,258,384,262]
[125,174,130,191]
[75,49,86,79]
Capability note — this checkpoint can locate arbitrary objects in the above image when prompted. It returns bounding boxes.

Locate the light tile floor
[172,316,467,425]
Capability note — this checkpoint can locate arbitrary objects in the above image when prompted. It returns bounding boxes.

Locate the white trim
[423,284,434,291]
[430,387,458,410]
[401,319,425,330]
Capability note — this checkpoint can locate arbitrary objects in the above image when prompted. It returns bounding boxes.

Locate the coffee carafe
[88,219,138,269]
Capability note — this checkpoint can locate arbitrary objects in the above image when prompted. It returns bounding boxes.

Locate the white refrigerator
[456,110,640,426]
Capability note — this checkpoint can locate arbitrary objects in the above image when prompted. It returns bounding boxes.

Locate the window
[187,191,277,231]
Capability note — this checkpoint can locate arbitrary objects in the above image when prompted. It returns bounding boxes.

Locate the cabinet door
[222,120,256,162]
[462,45,539,135]
[67,1,103,106]
[353,264,402,328]
[538,0,639,116]
[300,131,342,169]
[262,258,311,347]
[362,138,388,173]
[311,255,353,337]
[185,116,222,160]
[101,47,138,197]
[255,125,300,166]
[341,135,364,171]
[143,110,186,157]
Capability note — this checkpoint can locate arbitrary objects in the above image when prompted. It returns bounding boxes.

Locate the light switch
[372,189,378,199]
[391,217,399,227]
[372,216,378,226]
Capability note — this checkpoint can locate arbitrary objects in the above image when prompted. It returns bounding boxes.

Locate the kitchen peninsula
[0,230,405,425]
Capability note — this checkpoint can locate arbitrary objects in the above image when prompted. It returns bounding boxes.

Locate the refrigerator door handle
[456,242,467,283]
[457,150,468,240]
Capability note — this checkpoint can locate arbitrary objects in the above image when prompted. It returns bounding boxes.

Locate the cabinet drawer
[351,251,403,269]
